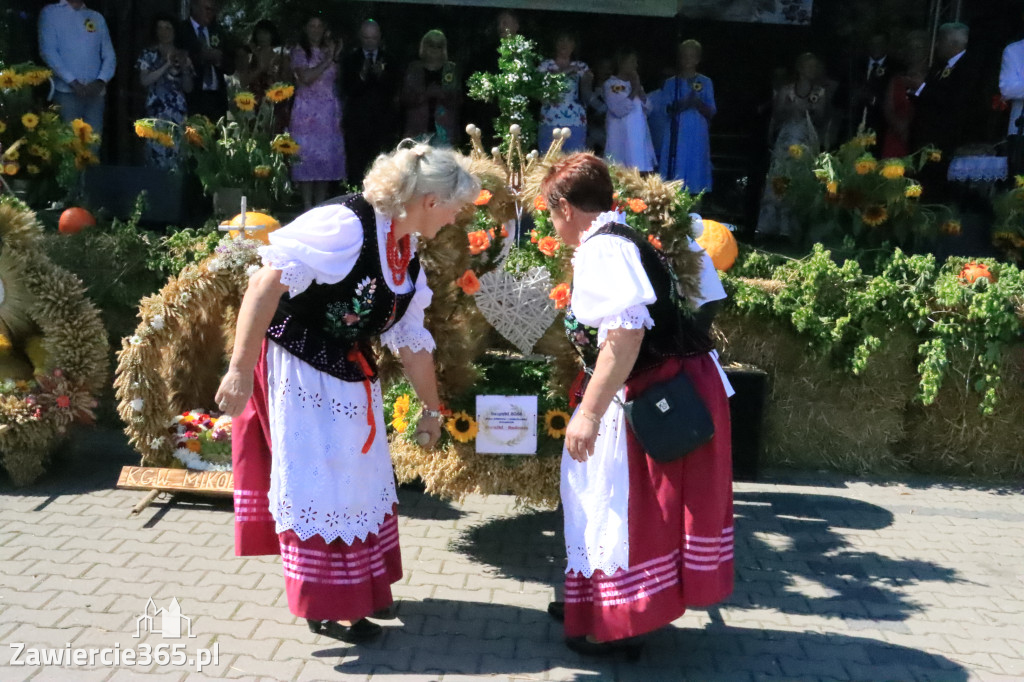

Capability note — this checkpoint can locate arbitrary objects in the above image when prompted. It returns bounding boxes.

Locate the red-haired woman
[540,153,733,658]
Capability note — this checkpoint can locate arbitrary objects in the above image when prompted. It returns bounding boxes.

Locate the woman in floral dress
[217,142,479,643]
[538,32,593,153]
[136,14,193,168]
[289,15,346,209]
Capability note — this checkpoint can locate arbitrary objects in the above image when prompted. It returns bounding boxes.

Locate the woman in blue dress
[658,40,715,193]
[136,14,193,169]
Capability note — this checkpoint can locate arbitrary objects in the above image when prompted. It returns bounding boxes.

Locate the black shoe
[306,618,383,643]
[370,604,398,620]
[565,635,643,661]
[547,601,565,622]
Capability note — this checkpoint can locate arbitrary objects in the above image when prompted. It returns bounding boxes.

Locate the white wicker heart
[474,266,558,354]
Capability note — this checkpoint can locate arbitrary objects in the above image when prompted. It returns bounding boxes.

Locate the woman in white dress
[603,49,657,171]
[216,142,479,643]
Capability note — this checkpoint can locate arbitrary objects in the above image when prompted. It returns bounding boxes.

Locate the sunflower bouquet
[769,131,955,250]
[135,83,298,210]
[1,62,100,205]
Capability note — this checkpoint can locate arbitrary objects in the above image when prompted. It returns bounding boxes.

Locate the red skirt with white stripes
[564,354,734,641]
[279,510,403,621]
[232,342,402,621]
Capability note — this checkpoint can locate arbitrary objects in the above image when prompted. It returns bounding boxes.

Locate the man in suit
[854,32,896,138]
[342,19,400,178]
[178,0,234,121]
[911,23,983,202]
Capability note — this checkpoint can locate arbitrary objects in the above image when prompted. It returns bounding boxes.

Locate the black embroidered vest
[266,194,421,383]
[564,223,713,378]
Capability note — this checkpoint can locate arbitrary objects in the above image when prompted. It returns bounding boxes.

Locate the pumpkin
[58,207,96,235]
[224,211,281,245]
[959,262,996,285]
[695,219,739,271]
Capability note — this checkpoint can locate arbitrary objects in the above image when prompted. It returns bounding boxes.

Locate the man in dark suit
[178,0,234,121]
[342,19,400,178]
[911,22,984,202]
[854,32,896,138]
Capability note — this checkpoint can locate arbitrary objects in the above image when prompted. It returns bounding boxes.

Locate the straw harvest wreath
[116,148,702,505]
[0,197,108,486]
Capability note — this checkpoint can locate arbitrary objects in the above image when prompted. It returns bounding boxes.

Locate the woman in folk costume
[216,142,479,643]
[541,154,733,658]
[659,40,716,193]
[603,49,657,172]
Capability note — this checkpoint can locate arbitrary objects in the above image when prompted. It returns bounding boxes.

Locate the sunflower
[20,113,39,130]
[71,118,94,144]
[74,150,98,170]
[154,132,174,148]
[854,156,877,175]
[826,181,839,197]
[0,121,6,134]
[84,18,97,32]
[445,411,478,443]
[880,161,905,180]
[2,149,18,162]
[26,164,39,175]
[544,409,570,438]
[928,150,942,163]
[253,165,272,179]
[0,70,23,90]
[905,184,923,199]
[1016,175,1024,189]
[234,91,257,111]
[264,83,295,103]
[787,144,804,160]
[391,417,409,434]
[1,162,18,176]
[861,205,888,227]
[23,70,51,87]
[271,133,300,155]
[941,220,962,236]
[393,394,411,420]
[134,121,153,139]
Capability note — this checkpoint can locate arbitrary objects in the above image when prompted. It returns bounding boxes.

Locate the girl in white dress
[217,142,479,643]
[603,49,657,171]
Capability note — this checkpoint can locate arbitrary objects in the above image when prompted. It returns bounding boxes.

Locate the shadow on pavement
[450,490,964,624]
[313,598,967,681]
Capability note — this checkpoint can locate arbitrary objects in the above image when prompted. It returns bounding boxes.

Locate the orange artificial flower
[549,283,571,309]
[530,229,538,244]
[185,439,202,453]
[467,230,490,255]
[627,198,648,213]
[537,236,560,257]
[647,234,663,250]
[487,224,509,239]
[456,269,481,295]
[533,195,548,212]
[474,189,492,205]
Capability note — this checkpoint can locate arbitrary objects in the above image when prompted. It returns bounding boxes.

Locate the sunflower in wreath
[445,410,478,443]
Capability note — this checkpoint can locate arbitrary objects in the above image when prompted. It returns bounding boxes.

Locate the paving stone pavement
[1,428,1023,681]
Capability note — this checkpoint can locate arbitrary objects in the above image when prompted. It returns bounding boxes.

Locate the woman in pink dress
[290,16,346,209]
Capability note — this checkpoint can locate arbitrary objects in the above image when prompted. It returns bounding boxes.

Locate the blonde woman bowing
[217,142,479,643]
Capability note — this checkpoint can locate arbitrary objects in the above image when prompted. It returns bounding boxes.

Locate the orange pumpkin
[225,211,281,245]
[695,219,739,271]
[959,262,996,285]
[58,207,96,235]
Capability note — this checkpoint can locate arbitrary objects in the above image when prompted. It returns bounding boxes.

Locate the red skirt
[564,354,734,641]
[232,341,402,621]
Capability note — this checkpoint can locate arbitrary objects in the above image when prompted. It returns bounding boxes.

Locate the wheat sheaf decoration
[114,236,261,469]
[0,197,108,485]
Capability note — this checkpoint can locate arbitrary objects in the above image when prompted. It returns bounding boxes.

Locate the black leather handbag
[595,368,715,463]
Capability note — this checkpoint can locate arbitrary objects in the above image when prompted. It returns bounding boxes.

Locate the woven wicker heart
[474,267,557,354]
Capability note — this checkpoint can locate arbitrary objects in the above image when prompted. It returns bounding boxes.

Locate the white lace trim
[260,244,316,297]
[561,396,631,578]
[266,343,399,545]
[579,210,628,245]
[381,319,436,354]
[596,303,654,346]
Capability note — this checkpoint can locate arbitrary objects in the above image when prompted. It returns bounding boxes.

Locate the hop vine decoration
[467,35,567,151]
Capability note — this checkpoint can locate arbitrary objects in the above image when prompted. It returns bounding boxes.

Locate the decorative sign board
[116,466,234,497]
[476,395,538,455]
